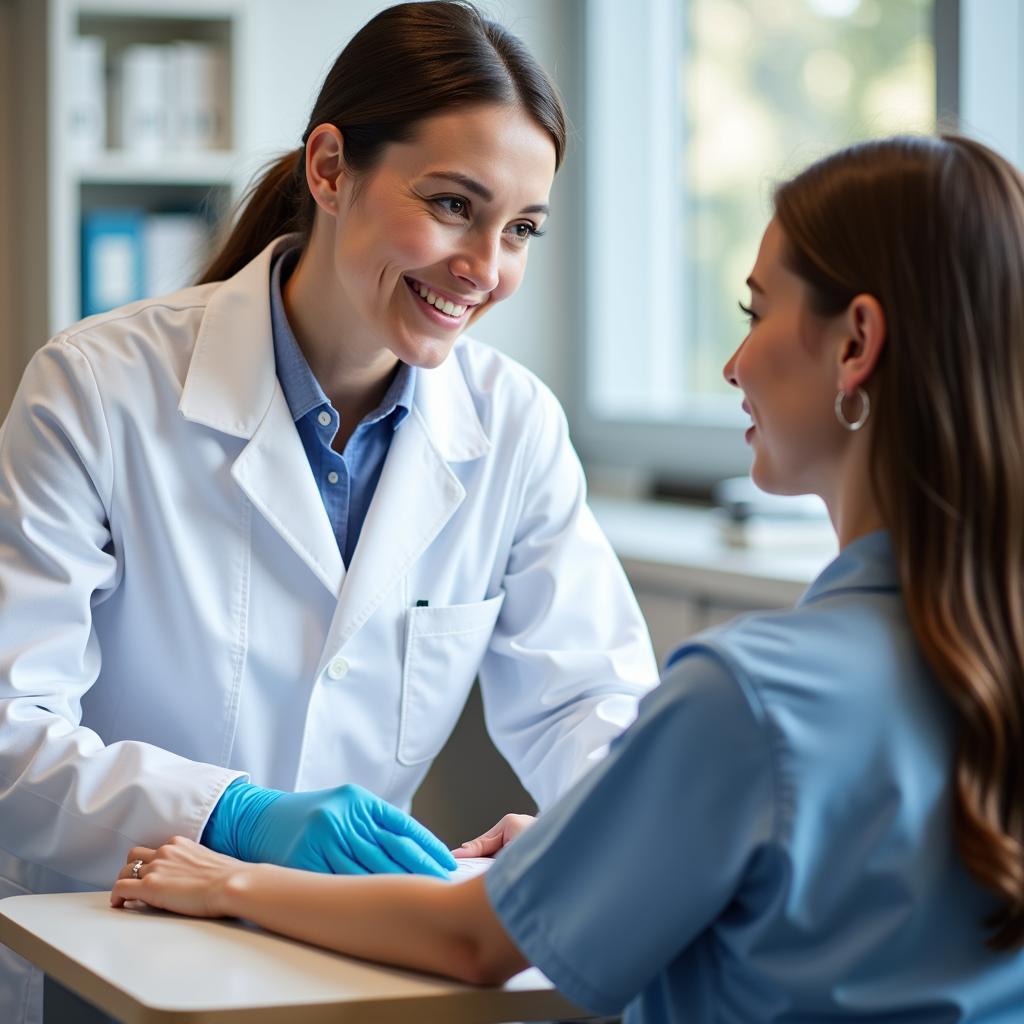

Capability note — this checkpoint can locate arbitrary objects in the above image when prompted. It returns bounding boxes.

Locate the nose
[449,230,501,294]
[722,343,743,389]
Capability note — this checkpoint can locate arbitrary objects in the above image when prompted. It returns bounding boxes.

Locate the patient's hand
[452,813,535,858]
[111,836,249,918]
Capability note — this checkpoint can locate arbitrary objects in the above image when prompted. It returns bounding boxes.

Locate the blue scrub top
[486,530,1024,1023]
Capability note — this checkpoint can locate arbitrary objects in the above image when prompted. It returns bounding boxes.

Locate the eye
[506,222,545,244]
[738,300,758,326]
[432,195,470,218]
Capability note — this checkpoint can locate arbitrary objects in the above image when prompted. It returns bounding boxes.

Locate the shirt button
[327,657,349,680]
[327,471,339,485]
[317,411,332,427]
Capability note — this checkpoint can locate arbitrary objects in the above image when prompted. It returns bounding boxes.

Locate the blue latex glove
[201,780,456,878]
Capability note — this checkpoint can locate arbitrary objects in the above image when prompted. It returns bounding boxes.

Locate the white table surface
[0,891,590,1024]
[591,496,836,606]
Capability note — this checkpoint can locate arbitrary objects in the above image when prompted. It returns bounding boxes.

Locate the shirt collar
[799,528,899,606]
[269,246,416,429]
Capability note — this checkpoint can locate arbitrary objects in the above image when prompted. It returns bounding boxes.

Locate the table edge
[0,896,590,1023]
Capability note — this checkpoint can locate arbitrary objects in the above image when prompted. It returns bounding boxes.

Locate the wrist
[215,864,263,918]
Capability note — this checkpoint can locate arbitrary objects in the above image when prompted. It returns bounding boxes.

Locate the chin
[750,460,788,496]
[401,335,457,370]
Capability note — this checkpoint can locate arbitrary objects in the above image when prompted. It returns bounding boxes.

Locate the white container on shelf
[67,35,106,160]
[169,41,230,152]
[113,43,170,159]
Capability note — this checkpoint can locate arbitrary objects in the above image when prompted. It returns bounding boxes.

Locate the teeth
[414,281,466,318]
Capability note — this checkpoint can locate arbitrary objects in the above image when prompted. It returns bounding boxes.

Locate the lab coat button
[327,657,349,680]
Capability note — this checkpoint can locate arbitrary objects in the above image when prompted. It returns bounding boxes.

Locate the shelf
[72,150,240,186]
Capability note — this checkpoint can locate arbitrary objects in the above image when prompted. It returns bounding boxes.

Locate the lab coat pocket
[398,592,505,766]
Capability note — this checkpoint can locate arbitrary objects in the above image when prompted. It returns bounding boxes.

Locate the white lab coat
[0,236,657,1022]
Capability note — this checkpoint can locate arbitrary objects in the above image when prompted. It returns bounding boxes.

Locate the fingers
[452,819,506,858]
[453,814,535,857]
[336,826,432,876]
[374,829,452,878]
[374,802,456,871]
[321,844,370,876]
[453,836,496,858]
[110,878,145,908]
[116,837,202,885]
[453,831,503,858]
[118,851,156,881]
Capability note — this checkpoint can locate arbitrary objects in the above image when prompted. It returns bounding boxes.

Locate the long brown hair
[198,1,566,285]
[775,134,1024,949]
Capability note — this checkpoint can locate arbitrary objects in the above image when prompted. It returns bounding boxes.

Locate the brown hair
[198,1,566,284]
[775,134,1024,949]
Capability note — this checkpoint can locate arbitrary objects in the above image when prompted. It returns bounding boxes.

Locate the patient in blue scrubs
[113,132,1024,1023]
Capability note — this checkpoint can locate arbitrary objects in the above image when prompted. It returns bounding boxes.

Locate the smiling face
[314,102,556,370]
[722,218,850,497]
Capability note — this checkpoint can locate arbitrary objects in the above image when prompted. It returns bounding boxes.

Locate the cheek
[494,251,528,301]
[342,207,445,272]
[401,218,454,262]
[745,328,813,397]
[375,222,441,271]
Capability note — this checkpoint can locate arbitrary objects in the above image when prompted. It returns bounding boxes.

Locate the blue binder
[81,209,145,317]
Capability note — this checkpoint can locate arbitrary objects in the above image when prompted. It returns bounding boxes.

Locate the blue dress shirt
[486,530,1024,1022]
[269,248,416,566]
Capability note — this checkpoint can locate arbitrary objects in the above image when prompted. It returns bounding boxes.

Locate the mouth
[404,276,476,322]
[742,402,756,442]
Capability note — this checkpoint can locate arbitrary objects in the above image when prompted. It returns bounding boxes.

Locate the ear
[835,293,886,392]
[304,124,349,217]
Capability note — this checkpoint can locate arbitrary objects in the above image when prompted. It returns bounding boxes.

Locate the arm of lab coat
[477,383,659,811]
[0,339,242,888]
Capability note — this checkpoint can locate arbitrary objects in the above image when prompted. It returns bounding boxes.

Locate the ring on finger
[130,859,144,880]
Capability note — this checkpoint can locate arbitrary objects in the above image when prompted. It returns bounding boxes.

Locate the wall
[1,0,49,418]
[0,1,18,413]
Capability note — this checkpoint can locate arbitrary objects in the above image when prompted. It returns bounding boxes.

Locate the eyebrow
[746,275,765,294]
[421,171,550,216]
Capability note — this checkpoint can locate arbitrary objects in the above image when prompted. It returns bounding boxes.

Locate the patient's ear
[836,293,886,393]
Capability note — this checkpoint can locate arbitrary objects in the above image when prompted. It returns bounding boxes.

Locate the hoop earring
[835,387,870,431]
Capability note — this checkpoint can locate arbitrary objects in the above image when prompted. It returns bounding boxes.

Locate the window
[579,0,951,487]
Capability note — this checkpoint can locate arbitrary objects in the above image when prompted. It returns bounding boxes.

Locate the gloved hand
[201,780,456,878]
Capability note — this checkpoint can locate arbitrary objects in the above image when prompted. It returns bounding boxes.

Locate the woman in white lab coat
[0,3,657,1020]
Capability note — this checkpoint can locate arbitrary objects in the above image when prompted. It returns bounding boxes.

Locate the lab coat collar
[413,343,491,462]
[178,235,287,437]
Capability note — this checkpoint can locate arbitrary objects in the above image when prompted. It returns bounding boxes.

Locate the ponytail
[197,148,306,285]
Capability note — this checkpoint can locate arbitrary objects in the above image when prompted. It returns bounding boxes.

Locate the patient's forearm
[219,866,527,985]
